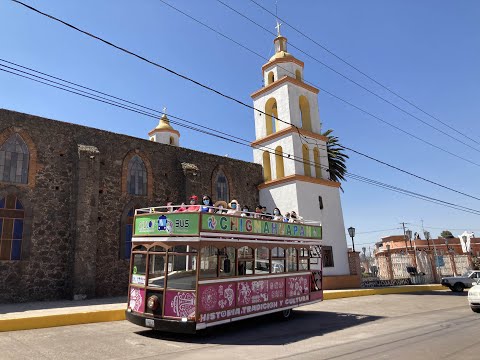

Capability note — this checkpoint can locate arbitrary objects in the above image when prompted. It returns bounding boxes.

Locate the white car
[467,280,480,313]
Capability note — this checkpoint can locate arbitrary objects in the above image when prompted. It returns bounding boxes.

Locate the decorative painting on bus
[201,214,322,239]
[164,290,196,319]
[198,275,313,323]
[133,213,200,236]
[129,287,146,313]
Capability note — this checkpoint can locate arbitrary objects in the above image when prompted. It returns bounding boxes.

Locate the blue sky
[1,0,479,252]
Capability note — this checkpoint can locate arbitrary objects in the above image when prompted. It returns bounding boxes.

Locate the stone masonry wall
[0,109,263,302]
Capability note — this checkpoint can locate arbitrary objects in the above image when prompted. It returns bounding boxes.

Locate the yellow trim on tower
[258,174,340,190]
[262,57,304,72]
[251,126,328,147]
[148,128,181,137]
[251,76,319,99]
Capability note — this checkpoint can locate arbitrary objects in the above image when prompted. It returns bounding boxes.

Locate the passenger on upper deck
[262,206,272,220]
[201,195,214,213]
[272,207,283,221]
[174,202,187,212]
[254,205,263,219]
[166,202,174,212]
[186,195,201,211]
[283,212,291,222]
[227,199,241,216]
[214,200,227,214]
[241,205,250,217]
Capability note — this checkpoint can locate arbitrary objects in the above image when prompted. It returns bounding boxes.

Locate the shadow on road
[135,310,382,345]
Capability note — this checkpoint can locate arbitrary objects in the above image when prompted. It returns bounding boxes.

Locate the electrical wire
[12,0,480,171]
[3,57,480,205]
[2,61,480,218]
[249,0,480,148]
[218,0,480,151]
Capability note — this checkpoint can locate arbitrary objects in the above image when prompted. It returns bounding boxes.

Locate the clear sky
[1,0,479,252]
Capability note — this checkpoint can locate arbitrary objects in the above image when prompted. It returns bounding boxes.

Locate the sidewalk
[0,284,445,332]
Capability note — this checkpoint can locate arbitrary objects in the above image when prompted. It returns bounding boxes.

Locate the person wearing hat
[186,195,200,212]
[214,200,228,214]
[227,199,241,216]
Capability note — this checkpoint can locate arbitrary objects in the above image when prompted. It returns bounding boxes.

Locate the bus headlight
[147,295,160,310]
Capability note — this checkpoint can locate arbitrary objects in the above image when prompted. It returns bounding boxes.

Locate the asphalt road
[1,291,479,360]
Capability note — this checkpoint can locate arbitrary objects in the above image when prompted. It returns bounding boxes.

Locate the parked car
[441,270,480,292]
[467,280,480,313]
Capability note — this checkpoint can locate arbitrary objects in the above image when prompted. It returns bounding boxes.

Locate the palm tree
[321,129,348,189]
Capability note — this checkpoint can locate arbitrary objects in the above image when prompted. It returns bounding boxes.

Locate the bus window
[170,245,197,253]
[150,245,166,252]
[166,253,197,290]
[255,247,270,274]
[132,253,147,275]
[286,248,298,272]
[271,247,285,273]
[299,247,309,270]
[132,245,147,252]
[219,247,236,277]
[238,246,254,275]
[148,254,166,288]
[200,246,218,279]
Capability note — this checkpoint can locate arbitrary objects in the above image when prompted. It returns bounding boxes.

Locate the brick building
[0,109,263,303]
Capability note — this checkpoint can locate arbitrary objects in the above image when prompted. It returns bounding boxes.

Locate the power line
[217,0,480,152]
[3,61,480,218]
[13,0,480,171]
[248,0,480,148]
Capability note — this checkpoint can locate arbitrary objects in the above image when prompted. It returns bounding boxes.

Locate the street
[1,291,479,359]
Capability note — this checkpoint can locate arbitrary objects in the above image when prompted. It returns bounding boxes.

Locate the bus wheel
[279,308,293,320]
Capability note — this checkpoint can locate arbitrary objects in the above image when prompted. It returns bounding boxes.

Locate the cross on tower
[162,106,167,115]
[275,19,282,36]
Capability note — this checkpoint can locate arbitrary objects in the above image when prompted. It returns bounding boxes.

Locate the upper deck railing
[133,206,322,241]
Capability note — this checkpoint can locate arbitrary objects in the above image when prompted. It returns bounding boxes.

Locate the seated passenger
[227,199,241,216]
[186,195,200,211]
[283,212,291,222]
[290,210,300,223]
[174,202,187,212]
[201,195,214,213]
[241,205,250,217]
[166,202,174,212]
[272,207,283,221]
[262,206,272,220]
[254,205,263,219]
[214,200,227,214]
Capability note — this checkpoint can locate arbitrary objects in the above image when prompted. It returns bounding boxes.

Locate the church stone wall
[0,109,263,303]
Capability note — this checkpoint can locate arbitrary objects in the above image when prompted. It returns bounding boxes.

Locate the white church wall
[253,86,291,139]
[296,182,350,276]
[287,85,321,134]
[151,132,179,146]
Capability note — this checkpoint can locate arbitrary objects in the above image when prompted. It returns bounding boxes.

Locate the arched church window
[120,207,135,259]
[127,155,147,196]
[275,146,285,179]
[302,144,311,177]
[313,147,322,178]
[268,71,275,85]
[0,195,25,260]
[215,170,229,202]
[265,98,279,135]
[262,151,271,182]
[0,133,29,184]
[169,136,174,145]
[295,69,302,81]
[299,95,312,132]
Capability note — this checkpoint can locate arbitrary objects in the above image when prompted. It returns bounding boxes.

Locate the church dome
[269,50,293,61]
[155,114,174,131]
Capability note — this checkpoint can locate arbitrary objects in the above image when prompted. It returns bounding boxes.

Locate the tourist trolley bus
[126,206,323,333]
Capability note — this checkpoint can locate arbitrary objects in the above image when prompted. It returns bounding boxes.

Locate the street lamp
[406,229,413,249]
[347,226,356,252]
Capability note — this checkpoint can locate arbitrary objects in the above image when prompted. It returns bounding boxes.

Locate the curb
[0,309,126,332]
[323,284,445,300]
[0,285,445,332]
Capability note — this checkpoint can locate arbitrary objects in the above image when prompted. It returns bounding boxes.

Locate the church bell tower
[251,26,350,277]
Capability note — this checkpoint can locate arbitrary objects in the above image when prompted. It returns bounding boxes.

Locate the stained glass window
[215,170,229,202]
[0,134,29,184]
[127,155,147,196]
[0,195,25,260]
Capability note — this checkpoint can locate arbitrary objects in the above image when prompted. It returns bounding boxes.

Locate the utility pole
[400,222,409,254]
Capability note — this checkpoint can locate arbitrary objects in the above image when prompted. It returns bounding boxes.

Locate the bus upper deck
[126,206,323,333]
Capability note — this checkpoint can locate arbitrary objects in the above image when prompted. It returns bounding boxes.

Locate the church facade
[0,109,263,302]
